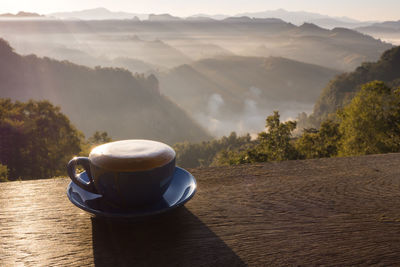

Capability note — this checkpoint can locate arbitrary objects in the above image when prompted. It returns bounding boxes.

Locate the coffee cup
[67,139,176,208]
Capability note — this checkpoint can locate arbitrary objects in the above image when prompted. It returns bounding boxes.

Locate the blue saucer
[67,167,197,218]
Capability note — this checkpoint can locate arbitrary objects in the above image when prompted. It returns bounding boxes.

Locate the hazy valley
[0,39,210,144]
[357,20,400,45]
[158,56,339,136]
[0,15,393,137]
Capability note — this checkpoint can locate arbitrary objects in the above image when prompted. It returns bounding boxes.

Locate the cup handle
[67,157,97,194]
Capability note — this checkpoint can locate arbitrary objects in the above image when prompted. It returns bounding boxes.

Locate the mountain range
[0,12,396,137]
[5,8,395,32]
[356,21,400,45]
[0,18,390,72]
[0,11,43,18]
[49,7,147,20]
[0,39,210,144]
[235,9,375,28]
[47,7,375,29]
[357,20,400,34]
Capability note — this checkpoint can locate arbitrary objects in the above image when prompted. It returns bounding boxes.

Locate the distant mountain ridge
[0,11,43,18]
[46,7,375,29]
[49,7,147,20]
[0,38,210,144]
[0,18,389,71]
[357,20,400,32]
[236,9,362,25]
[235,9,375,29]
[355,20,400,46]
[148,14,182,21]
[357,20,400,34]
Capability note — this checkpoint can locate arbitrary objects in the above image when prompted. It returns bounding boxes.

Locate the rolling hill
[0,18,391,71]
[0,38,210,144]
[248,23,392,71]
[357,21,400,34]
[158,55,340,135]
[356,21,400,45]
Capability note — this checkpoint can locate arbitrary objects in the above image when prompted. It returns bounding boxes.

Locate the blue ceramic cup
[67,140,176,208]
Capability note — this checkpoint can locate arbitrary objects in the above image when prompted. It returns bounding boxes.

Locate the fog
[0,18,392,139]
[377,37,400,46]
[194,92,313,136]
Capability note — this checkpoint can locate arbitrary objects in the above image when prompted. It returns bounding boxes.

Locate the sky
[1,0,400,21]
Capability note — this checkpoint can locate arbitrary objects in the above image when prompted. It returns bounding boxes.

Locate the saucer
[67,167,196,218]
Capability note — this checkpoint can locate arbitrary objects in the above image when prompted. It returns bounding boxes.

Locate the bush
[213,111,298,165]
[338,81,400,155]
[295,120,341,159]
[0,163,8,182]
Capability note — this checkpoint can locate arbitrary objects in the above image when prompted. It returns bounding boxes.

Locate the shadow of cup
[91,207,246,266]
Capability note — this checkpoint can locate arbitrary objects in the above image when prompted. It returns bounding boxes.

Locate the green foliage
[338,81,400,156]
[311,46,400,126]
[88,131,112,146]
[211,82,400,165]
[214,111,298,165]
[212,143,262,166]
[174,132,252,168]
[259,111,297,161]
[171,80,400,167]
[295,120,341,159]
[0,99,83,180]
[297,81,400,159]
[2,81,398,180]
[0,163,8,182]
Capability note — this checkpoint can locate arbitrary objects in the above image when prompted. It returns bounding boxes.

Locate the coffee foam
[89,140,176,172]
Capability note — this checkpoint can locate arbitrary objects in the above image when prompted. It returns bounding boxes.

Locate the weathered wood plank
[1,153,400,266]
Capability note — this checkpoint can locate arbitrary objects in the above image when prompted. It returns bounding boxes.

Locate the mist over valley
[0,11,395,140]
[158,56,339,136]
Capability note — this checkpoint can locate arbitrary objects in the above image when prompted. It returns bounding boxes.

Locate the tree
[174,132,252,168]
[338,81,400,156]
[311,46,400,127]
[258,111,298,161]
[213,111,298,165]
[79,131,113,156]
[0,99,83,180]
[88,131,112,146]
[295,120,341,159]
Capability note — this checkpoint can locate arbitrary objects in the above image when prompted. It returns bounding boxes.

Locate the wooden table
[2,153,400,266]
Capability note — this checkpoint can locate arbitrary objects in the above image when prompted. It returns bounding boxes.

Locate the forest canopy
[175,81,400,168]
[0,99,83,180]
[1,80,399,181]
[309,46,400,127]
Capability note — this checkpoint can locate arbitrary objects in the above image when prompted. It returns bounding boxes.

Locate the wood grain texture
[1,153,400,266]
